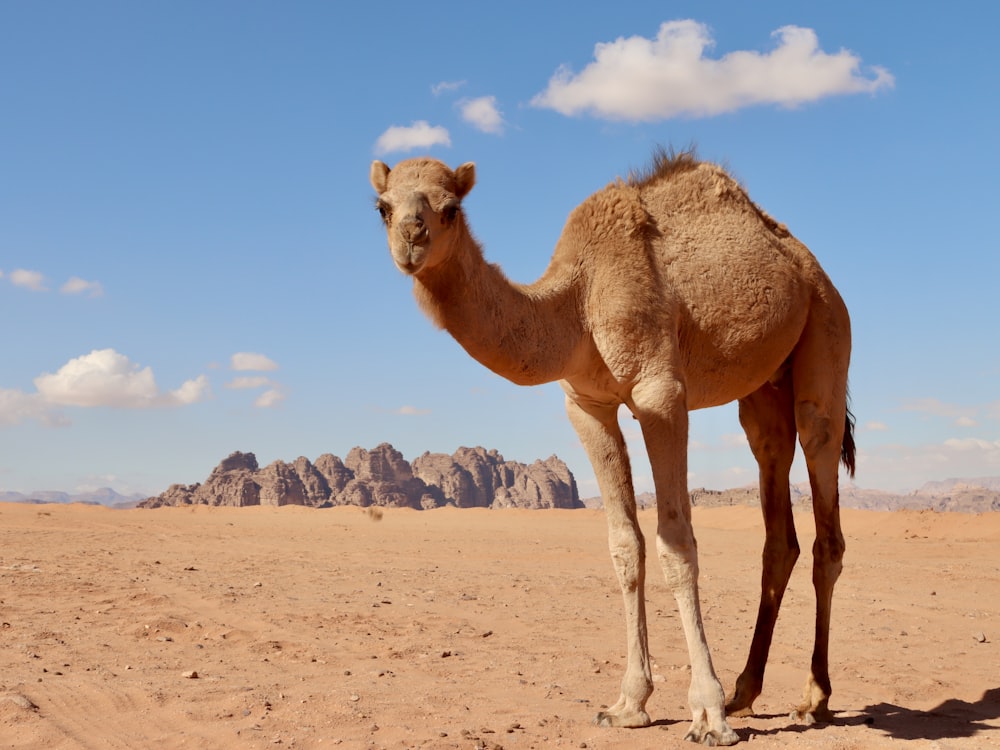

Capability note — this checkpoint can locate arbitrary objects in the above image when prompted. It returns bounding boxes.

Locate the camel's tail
[841,405,857,479]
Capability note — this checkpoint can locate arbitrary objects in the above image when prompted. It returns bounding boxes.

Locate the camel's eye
[441,201,460,224]
[375,200,392,224]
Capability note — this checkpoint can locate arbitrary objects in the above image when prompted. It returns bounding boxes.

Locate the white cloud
[865,421,889,431]
[226,376,272,390]
[61,277,104,297]
[531,20,894,121]
[230,352,279,372]
[255,388,286,408]
[9,268,48,291]
[374,120,451,156]
[33,349,210,408]
[170,375,211,406]
[432,80,466,96]
[459,96,505,134]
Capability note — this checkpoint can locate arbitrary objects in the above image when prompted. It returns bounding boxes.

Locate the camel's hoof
[684,728,739,746]
[593,709,651,728]
[725,685,760,718]
[725,702,755,718]
[789,706,834,725]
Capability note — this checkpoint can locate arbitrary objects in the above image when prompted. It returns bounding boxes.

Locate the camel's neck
[413,233,583,386]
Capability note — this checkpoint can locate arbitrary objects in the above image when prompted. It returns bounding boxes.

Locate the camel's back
[559,155,844,407]
[637,159,825,284]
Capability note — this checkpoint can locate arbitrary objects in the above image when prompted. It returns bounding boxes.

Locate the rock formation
[139,443,582,510]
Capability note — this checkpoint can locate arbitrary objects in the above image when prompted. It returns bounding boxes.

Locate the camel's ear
[370,160,390,194]
[454,162,476,200]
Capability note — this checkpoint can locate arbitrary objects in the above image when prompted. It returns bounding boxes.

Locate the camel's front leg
[633,379,739,746]
[564,396,653,729]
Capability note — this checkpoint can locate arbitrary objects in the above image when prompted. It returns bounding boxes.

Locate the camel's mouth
[395,259,420,275]
[392,243,426,275]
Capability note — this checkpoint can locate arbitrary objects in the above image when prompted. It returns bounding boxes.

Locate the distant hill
[916,476,1000,494]
[0,488,144,509]
[582,476,1000,513]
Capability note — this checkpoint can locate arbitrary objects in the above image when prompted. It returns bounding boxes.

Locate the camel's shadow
[849,688,1000,741]
[744,688,1000,742]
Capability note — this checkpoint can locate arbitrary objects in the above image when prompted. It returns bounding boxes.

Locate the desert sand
[1,502,998,749]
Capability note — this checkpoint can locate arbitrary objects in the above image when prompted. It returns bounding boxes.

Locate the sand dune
[1,502,998,748]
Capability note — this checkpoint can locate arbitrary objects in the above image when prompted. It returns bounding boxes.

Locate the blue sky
[1,2,998,498]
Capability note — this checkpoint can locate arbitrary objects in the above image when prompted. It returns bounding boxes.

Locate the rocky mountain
[139,443,582,510]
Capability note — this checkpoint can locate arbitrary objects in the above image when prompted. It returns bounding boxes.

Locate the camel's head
[370,157,476,275]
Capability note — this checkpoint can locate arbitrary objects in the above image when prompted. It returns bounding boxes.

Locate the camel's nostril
[400,217,428,244]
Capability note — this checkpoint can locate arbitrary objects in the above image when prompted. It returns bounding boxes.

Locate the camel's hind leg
[727,370,800,718]
[789,307,851,724]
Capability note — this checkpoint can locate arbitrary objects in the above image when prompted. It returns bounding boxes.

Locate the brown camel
[370,149,855,746]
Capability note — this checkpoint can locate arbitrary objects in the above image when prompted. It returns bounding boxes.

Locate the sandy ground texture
[1,502,998,750]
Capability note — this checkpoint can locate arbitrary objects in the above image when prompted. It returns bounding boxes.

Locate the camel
[370,149,855,746]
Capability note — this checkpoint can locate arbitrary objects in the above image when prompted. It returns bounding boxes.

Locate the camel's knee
[795,401,841,462]
[812,533,845,584]
[763,537,800,583]
[655,532,699,590]
[609,534,645,591]
[813,530,845,562]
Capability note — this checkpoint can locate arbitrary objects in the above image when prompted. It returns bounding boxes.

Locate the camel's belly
[639,214,816,407]
[674,267,810,409]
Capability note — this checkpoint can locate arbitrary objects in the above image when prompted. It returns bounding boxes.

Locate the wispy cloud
[900,397,980,427]
[459,96,505,135]
[4,268,105,297]
[230,352,279,372]
[721,432,748,448]
[531,20,893,121]
[395,405,430,416]
[858,436,1000,491]
[225,355,284,407]
[60,277,104,297]
[254,388,286,408]
[374,120,451,156]
[944,437,1000,454]
[432,80,466,96]
[224,374,285,408]
[225,376,272,390]
[0,388,67,428]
